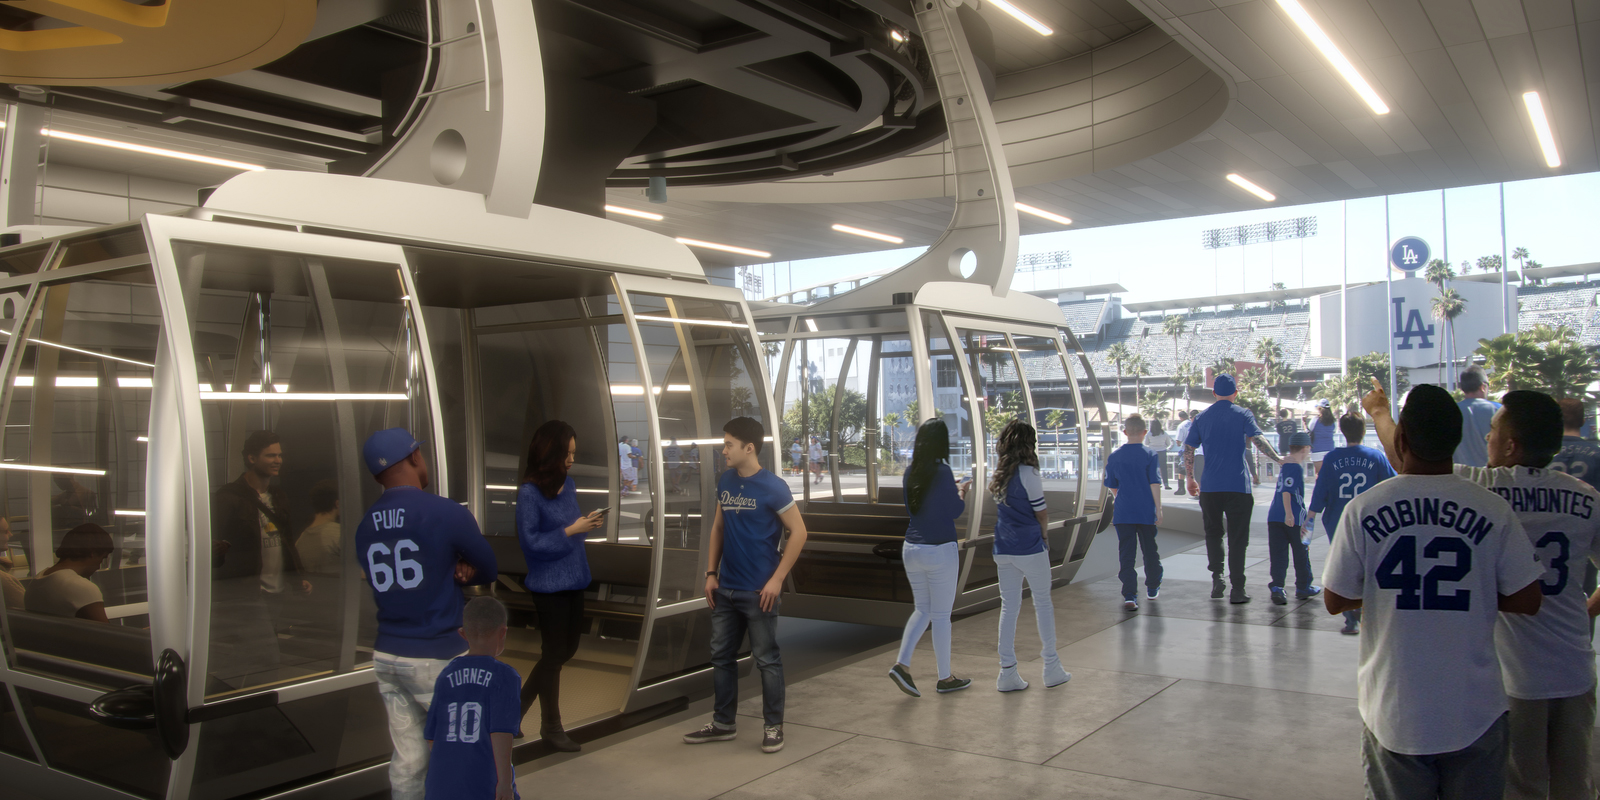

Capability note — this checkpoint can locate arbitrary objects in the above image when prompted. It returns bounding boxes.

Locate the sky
[743,171,1600,307]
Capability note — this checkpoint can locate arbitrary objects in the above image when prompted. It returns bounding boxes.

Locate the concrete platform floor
[515,508,1600,800]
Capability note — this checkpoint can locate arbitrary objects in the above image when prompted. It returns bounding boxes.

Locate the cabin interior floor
[515,518,1600,800]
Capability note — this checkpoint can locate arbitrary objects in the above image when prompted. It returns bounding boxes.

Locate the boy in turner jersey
[682,417,809,755]
[424,597,520,800]
[1325,385,1543,800]
[1367,386,1600,800]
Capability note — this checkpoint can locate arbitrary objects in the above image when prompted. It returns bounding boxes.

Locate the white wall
[36,163,203,228]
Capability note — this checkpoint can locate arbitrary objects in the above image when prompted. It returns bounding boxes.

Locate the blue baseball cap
[1213,374,1236,396]
[364,427,420,476]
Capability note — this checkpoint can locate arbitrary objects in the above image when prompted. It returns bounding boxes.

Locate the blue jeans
[1268,522,1313,592]
[897,541,959,680]
[1114,524,1162,601]
[1363,712,1509,800]
[995,551,1063,671]
[710,587,783,728]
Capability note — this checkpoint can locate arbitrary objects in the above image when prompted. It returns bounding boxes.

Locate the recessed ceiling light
[41,129,268,171]
[831,224,904,244]
[1274,0,1388,115]
[890,30,906,43]
[988,0,1052,36]
[675,237,772,259]
[605,204,665,221]
[1015,203,1072,225]
[1225,173,1276,202]
[1522,91,1561,168]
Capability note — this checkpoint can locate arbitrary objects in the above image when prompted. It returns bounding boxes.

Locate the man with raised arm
[683,417,808,755]
[1183,374,1283,604]
[1364,383,1600,800]
[1325,383,1542,799]
[355,428,498,800]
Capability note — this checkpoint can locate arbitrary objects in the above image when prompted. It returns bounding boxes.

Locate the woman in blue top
[887,419,972,697]
[989,420,1072,693]
[516,420,604,752]
[1308,402,1337,481]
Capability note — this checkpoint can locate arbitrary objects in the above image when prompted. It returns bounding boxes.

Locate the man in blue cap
[1184,374,1283,604]
[354,428,498,800]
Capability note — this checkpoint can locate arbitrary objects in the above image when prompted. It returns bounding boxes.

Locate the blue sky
[746,171,1600,307]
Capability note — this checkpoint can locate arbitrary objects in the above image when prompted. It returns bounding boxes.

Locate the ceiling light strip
[1273,0,1388,115]
[0,462,106,476]
[0,329,158,368]
[831,224,904,244]
[604,204,665,221]
[675,238,772,259]
[1225,173,1277,202]
[41,129,268,171]
[1014,203,1072,225]
[632,314,751,330]
[1522,91,1561,168]
[199,392,408,401]
[987,0,1053,35]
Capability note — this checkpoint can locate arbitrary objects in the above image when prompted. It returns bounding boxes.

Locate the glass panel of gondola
[1011,331,1085,562]
[873,335,917,506]
[921,312,974,518]
[1066,341,1109,557]
[955,328,1026,590]
[1,267,161,685]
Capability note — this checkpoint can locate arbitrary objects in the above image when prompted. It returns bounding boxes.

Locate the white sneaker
[997,664,1029,692]
[1043,660,1072,689]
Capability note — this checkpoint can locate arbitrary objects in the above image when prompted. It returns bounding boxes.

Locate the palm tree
[1269,282,1287,309]
[1477,254,1504,273]
[1127,354,1151,409]
[1433,288,1467,387]
[1423,258,1454,290]
[1512,246,1529,275]
[1105,343,1132,423]
[1163,315,1186,371]
[1253,337,1285,412]
[1174,362,1203,414]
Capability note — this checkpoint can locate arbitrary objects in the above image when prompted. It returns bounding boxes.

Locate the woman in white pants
[989,420,1072,692]
[888,419,972,696]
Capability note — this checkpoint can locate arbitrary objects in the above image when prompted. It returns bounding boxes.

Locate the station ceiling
[10,0,1595,271]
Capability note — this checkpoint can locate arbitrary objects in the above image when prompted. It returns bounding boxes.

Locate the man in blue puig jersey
[355,428,498,800]
[1307,413,1396,635]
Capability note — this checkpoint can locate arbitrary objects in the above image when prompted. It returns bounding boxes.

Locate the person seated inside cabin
[51,475,97,530]
[296,479,342,577]
[25,523,115,623]
[0,516,25,610]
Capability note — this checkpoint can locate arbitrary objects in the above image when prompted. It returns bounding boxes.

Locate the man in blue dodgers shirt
[1184,374,1283,604]
[683,416,809,755]
[355,428,498,800]
[1307,413,1396,635]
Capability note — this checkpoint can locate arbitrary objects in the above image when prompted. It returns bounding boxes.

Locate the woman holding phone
[517,420,605,752]
[888,418,972,697]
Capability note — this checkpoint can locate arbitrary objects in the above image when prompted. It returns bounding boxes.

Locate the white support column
[0,103,44,228]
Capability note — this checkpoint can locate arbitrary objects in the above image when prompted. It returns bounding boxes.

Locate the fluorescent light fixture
[200,391,408,401]
[575,488,609,494]
[118,377,154,388]
[1273,0,1388,115]
[12,376,29,387]
[604,205,665,221]
[114,509,146,517]
[1522,91,1561,168]
[667,384,691,392]
[632,314,751,330]
[610,385,646,396]
[675,238,772,259]
[55,376,99,387]
[198,383,213,392]
[41,129,268,171]
[246,383,290,392]
[136,436,148,443]
[890,29,906,43]
[805,318,819,332]
[1015,203,1072,225]
[0,462,106,476]
[1225,173,1276,202]
[0,329,157,368]
[831,224,904,244]
[987,0,1052,35]
[485,484,519,491]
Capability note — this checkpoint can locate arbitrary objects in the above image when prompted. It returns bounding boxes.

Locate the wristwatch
[705,570,719,577]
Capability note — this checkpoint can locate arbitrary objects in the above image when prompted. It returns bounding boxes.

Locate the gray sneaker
[761,725,784,753]
[1230,586,1251,604]
[889,663,920,697]
[682,722,737,744]
[936,676,972,693]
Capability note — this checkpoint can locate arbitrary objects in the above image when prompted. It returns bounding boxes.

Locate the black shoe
[761,725,785,753]
[682,722,737,744]
[1211,576,1226,599]
[1230,586,1251,604]
[541,724,581,753]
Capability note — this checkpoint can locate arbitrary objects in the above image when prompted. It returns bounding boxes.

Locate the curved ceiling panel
[668,25,1228,204]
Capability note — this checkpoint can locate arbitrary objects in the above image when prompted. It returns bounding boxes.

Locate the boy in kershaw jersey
[1307,414,1396,634]
[683,417,809,754]
[425,596,520,800]
[1367,387,1600,800]
[1324,384,1543,800]
[356,428,499,800]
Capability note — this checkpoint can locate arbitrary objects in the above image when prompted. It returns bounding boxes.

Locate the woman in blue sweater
[888,419,972,697]
[516,420,604,752]
[989,420,1071,693]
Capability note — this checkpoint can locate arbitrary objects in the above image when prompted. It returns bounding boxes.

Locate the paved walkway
[515,505,1600,800]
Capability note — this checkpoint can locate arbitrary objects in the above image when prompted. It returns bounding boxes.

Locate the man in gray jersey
[1368,385,1600,800]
